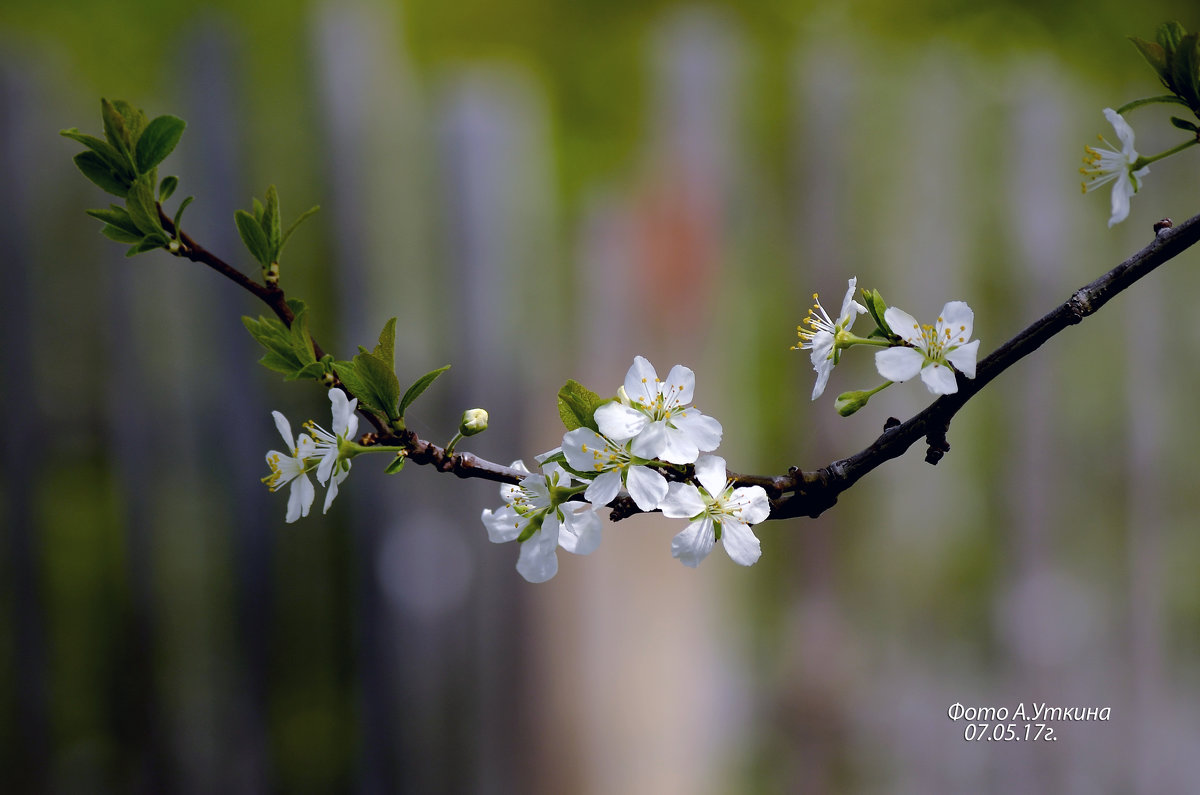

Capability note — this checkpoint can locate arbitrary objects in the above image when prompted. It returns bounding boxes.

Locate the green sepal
[1170,116,1200,132]
[399,365,451,419]
[235,209,270,266]
[861,288,895,338]
[124,175,164,236]
[383,455,407,475]
[71,151,130,197]
[515,513,544,543]
[135,115,186,174]
[556,379,604,432]
[158,175,178,203]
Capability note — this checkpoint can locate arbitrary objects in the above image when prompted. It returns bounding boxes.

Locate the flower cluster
[793,279,980,412]
[262,388,359,522]
[481,356,771,581]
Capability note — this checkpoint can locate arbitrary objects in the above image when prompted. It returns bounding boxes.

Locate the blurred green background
[3,0,1200,792]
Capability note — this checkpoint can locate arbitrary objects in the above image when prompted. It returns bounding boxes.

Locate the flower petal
[719,519,761,566]
[625,465,669,511]
[875,346,925,383]
[629,420,670,461]
[623,356,661,410]
[883,307,923,346]
[584,470,623,507]
[595,402,647,441]
[558,504,602,555]
[671,518,716,568]
[1108,172,1134,227]
[516,523,560,583]
[945,339,980,379]
[937,301,974,342]
[561,428,608,473]
[663,364,696,405]
[672,410,722,454]
[286,475,315,523]
[693,455,728,497]
[660,482,705,519]
[272,411,295,448]
[919,362,959,395]
[730,485,770,525]
[481,506,523,543]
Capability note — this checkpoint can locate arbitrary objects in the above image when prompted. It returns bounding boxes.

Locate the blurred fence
[3,3,1200,793]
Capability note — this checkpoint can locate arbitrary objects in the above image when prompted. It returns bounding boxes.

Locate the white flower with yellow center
[263,411,317,523]
[481,461,602,583]
[561,427,669,511]
[660,455,770,568]
[593,356,722,465]
[875,301,979,395]
[793,277,867,400]
[304,387,359,513]
[1081,108,1150,228]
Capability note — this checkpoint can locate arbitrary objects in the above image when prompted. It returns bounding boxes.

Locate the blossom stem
[1115,94,1188,115]
[1134,137,1200,169]
[444,432,465,457]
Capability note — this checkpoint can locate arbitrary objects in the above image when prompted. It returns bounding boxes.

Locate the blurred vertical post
[176,23,274,794]
[0,63,51,795]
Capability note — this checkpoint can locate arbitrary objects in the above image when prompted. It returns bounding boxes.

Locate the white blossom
[593,356,722,465]
[561,427,669,511]
[875,302,979,395]
[660,455,770,568]
[1081,108,1150,228]
[263,411,317,523]
[305,387,359,513]
[793,277,868,400]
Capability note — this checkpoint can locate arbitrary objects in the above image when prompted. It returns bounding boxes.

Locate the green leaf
[135,115,186,174]
[100,224,143,244]
[172,195,194,235]
[112,99,148,143]
[353,352,400,419]
[264,185,281,256]
[1170,116,1199,132]
[372,318,397,368]
[383,455,407,475]
[399,365,451,419]
[279,205,320,256]
[101,98,133,159]
[1169,33,1200,110]
[287,305,317,367]
[124,176,164,236]
[1157,21,1187,58]
[556,379,604,432]
[86,205,141,236]
[1130,37,1171,87]
[158,175,178,203]
[72,151,130,197]
[235,209,270,266]
[60,129,132,179]
[332,360,370,403]
[252,197,265,223]
[125,233,168,257]
[243,313,312,379]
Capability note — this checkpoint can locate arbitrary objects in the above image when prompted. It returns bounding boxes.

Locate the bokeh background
[3,0,1200,792]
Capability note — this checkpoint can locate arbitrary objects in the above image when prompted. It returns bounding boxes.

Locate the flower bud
[459,408,489,436]
[834,389,873,417]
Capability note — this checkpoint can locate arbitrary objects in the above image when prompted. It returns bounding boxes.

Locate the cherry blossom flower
[660,455,770,568]
[1081,108,1149,228]
[593,356,722,465]
[481,461,602,583]
[875,302,979,395]
[305,388,359,513]
[793,277,868,400]
[263,411,317,523]
[561,427,669,511]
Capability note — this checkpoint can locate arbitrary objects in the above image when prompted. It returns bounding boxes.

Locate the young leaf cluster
[1131,22,1200,131]
[242,299,327,381]
[234,185,319,284]
[61,99,190,256]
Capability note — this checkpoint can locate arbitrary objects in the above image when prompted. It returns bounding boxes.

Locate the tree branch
[157,202,1200,524]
